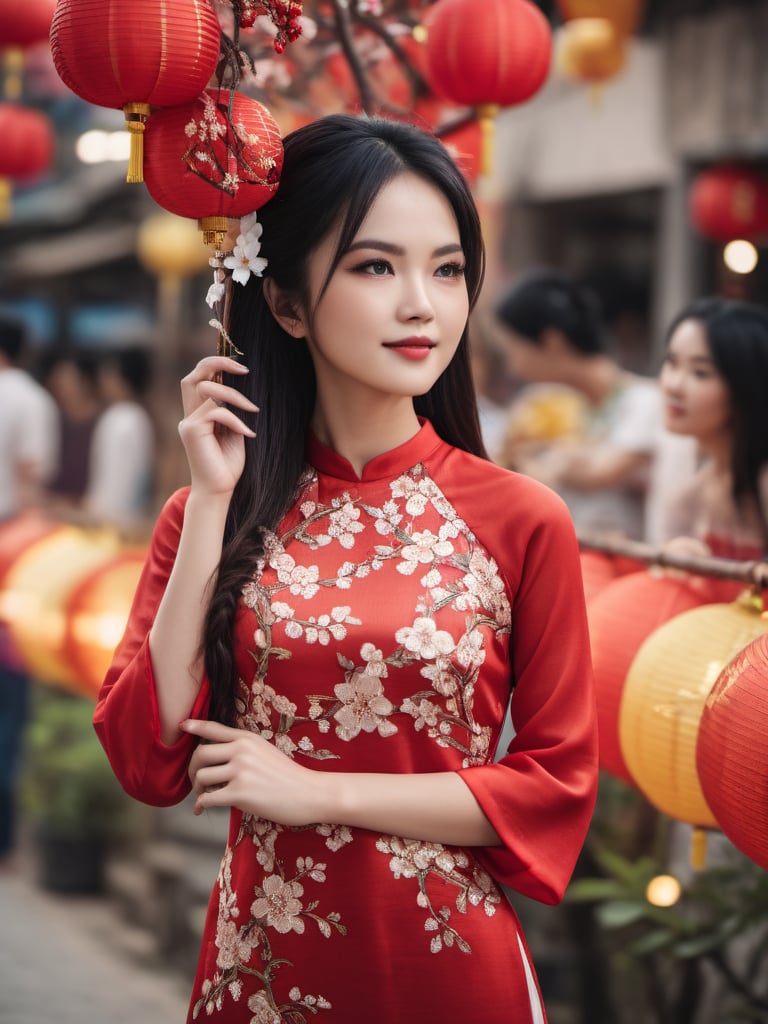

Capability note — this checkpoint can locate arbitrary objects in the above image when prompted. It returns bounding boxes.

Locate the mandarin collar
[306,419,442,483]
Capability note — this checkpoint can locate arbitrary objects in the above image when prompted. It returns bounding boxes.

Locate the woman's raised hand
[178,356,258,497]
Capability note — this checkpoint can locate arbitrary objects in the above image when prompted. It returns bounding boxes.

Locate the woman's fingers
[180,357,249,414]
[179,403,256,440]
[195,378,259,413]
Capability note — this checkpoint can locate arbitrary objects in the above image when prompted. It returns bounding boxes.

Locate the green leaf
[597,900,649,929]
[628,929,676,955]
[673,931,730,958]
[565,879,626,903]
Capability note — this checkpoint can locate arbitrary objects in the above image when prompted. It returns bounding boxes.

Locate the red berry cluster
[232,0,303,52]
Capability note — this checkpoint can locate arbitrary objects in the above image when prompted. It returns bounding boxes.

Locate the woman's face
[660,318,732,444]
[297,171,469,406]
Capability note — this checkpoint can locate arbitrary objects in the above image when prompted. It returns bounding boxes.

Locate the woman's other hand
[178,356,258,497]
[182,719,330,826]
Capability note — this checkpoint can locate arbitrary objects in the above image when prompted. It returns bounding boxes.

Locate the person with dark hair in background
[0,310,59,869]
[43,347,102,509]
[493,268,661,540]
[659,296,768,567]
[94,115,597,1023]
[85,345,155,527]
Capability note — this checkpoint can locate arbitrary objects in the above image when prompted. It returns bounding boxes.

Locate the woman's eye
[358,260,391,276]
[436,261,466,278]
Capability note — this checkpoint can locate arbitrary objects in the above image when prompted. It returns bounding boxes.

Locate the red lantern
[696,633,768,870]
[587,571,706,784]
[422,0,552,175]
[0,0,56,48]
[143,88,283,245]
[0,102,54,179]
[0,515,60,671]
[689,165,768,243]
[0,102,54,216]
[49,0,222,183]
[579,549,618,605]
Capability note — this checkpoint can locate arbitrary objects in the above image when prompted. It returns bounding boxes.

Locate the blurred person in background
[0,310,59,869]
[492,268,661,540]
[84,345,155,529]
[42,347,102,513]
[658,297,768,568]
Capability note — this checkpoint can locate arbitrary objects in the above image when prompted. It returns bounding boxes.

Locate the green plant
[566,842,768,1023]
[20,685,134,840]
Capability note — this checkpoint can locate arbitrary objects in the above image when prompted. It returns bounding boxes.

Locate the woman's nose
[397,276,435,322]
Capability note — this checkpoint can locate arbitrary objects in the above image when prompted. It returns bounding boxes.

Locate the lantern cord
[475,103,499,179]
[123,102,151,184]
[578,532,768,589]
[690,827,708,871]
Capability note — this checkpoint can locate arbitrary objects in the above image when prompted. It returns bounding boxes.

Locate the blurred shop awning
[486,37,676,203]
[3,222,137,277]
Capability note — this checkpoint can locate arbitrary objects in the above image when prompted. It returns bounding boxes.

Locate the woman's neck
[311,392,421,477]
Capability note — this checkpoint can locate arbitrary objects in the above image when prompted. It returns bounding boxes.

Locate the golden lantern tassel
[123,102,151,183]
[199,216,231,250]
[4,49,23,101]
[690,827,708,870]
[0,178,11,221]
[476,103,499,179]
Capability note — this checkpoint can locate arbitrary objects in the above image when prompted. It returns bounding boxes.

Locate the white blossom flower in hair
[205,278,226,309]
[224,211,268,285]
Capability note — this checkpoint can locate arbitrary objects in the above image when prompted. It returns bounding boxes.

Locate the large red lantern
[587,571,706,785]
[49,0,222,182]
[689,165,768,243]
[696,633,768,871]
[422,0,552,174]
[0,102,54,216]
[143,88,283,245]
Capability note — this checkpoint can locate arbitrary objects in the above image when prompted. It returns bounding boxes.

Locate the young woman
[94,115,598,1024]
[659,296,768,566]
[493,269,661,540]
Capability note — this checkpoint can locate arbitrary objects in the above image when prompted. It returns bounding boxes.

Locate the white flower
[223,212,268,285]
[205,279,226,308]
[224,244,268,285]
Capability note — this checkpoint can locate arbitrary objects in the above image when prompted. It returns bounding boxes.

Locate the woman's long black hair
[204,114,487,724]
[665,296,768,547]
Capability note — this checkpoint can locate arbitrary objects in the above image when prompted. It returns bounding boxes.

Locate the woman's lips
[383,338,435,361]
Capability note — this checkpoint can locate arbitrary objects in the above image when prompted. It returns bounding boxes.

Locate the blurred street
[0,863,191,1024]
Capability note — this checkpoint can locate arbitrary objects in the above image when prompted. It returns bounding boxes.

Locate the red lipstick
[383,336,435,361]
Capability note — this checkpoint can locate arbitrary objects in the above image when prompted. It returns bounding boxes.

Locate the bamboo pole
[577,533,768,590]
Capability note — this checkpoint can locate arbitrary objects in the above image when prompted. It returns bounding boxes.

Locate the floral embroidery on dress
[201,460,514,1014]
[193,849,343,1021]
[375,836,502,954]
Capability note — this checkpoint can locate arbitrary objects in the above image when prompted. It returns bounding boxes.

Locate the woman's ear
[262,278,306,338]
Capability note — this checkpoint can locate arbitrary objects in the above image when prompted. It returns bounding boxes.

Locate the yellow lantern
[63,551,146,699]
[136,210,211,281]
[557,18,626,85]
[3,526,120,693]
[619,593,768,865]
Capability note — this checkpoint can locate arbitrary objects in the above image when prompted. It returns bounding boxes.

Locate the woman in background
[659,296,768,571]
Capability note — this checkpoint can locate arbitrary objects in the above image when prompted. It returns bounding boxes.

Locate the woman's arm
[149,355,257,743]
[181,718,500,846]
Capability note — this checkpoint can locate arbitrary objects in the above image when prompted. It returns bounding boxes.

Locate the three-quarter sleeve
[457,480,598,905]
[93,488,210,807]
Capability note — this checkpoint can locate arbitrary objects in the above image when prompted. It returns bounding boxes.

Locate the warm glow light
[723,239,759,274]
[75,129,132,164]
[646,874,681,907]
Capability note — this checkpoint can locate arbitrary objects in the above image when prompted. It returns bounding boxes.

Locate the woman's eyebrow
[345,239,464,258]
